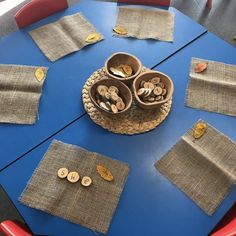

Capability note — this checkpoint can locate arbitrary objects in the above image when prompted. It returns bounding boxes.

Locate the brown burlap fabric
[0,64,48,124]
[30,13,104,62]
[114,7,174,42]
[19,140,129,234]
[155,120,236,215]
[185,58,236,117]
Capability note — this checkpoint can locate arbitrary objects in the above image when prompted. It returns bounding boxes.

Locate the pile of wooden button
[109,64,133,78]
[57,168,92,187]
[137,77,167,103]
[96,85,126,113]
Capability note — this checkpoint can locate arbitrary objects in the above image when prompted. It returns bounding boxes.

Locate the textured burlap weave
[0,64,48,124]
[19,140,129,234]
[82,67,172,135]
[185,57,236,117]
[114,7,174,42]
[30,13,104,62]
[155,120,236,215]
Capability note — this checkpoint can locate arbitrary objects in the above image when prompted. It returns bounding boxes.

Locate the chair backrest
[0,220,32,236]
[117,0,171,6]
[15,0,68,28]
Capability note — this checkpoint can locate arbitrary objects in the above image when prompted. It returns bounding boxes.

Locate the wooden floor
[0,0,235,44]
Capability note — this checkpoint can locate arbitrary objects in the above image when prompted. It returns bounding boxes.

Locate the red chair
[0,220,32,236]
[207,0,212,9]
[117,0,171,7]
[210,203,236,236]
[15,0,68,28]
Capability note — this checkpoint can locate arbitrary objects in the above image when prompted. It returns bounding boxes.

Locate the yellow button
[57,167,68,179]
[67,171,80,183]
[81,176,92,187]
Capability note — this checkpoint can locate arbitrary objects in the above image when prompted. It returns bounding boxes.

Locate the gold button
[67,171,80,183]
[57,167,68,179]
[81,176,92,187]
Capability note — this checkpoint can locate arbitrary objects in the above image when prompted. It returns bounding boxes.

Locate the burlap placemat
[19,140,129,234]
[155,120,236,215]
[0,64,48,124]
[185,58,236,117]
[30,13,104,62]
[82,67,172,135]
[114,7,174,42]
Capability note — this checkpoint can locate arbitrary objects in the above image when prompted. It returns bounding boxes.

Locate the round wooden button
[81,176,92,187]
[67,171,80,183]
[57,167,69,179]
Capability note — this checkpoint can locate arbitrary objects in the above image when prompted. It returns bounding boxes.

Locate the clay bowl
[133,70,174,110]
[89,78,132,116]
[105,52,142,85]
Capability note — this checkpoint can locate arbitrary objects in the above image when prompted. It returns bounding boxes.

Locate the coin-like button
[108,86,119,94]
[81,176,92,187]
[57,167,68,179]
[153,86,163,96]
[116,101,125,111]
[144,82,155,91]
[67,171,80,183]
[150,77,161,84]
[97,85,108,97]
[111,104,118,113]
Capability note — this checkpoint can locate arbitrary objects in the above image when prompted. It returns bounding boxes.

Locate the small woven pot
[89,78,132,116]
[133,70,174,110]
[105,52,142,85]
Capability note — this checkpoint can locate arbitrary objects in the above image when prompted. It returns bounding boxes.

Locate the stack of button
[137,77,167,103]
[96,85,126,113]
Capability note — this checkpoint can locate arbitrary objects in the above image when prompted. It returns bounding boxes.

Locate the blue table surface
[0,0,206,170]
[0,32,235,236]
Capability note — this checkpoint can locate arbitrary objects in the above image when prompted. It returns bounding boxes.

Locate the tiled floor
[0,0,235,47]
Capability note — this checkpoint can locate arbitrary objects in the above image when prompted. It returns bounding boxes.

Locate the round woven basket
[82,67,172,135]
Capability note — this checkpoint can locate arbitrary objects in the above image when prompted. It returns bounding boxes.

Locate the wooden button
[108,86,119,94]
[57,168,68,179]
[81,176,92,187]
[111,104,118,113]
[67,171,80,183]
[144,82,155,91]
[153,86,163,96]
[116,101,125,111]
[97,85,108,97]
[150,77,161,84]
[137,88,145,96]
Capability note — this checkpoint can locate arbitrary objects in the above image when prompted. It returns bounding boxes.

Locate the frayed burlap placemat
[82,67,172,135]
[155,120,236,215]
[30,13,104,62]
[185,58,236,117]
[19,140,129,234]
[0,64,48,124]
[114,7,174,42]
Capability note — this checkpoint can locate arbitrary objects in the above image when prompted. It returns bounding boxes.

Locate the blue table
[0,31,235,236]
[0,0,206,170]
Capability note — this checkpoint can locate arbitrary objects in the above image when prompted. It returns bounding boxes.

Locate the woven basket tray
[82,67,172,135]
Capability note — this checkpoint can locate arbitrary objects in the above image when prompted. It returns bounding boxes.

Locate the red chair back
[0,220,32,236]
[117,0,171,6]
[15,0,68,28]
